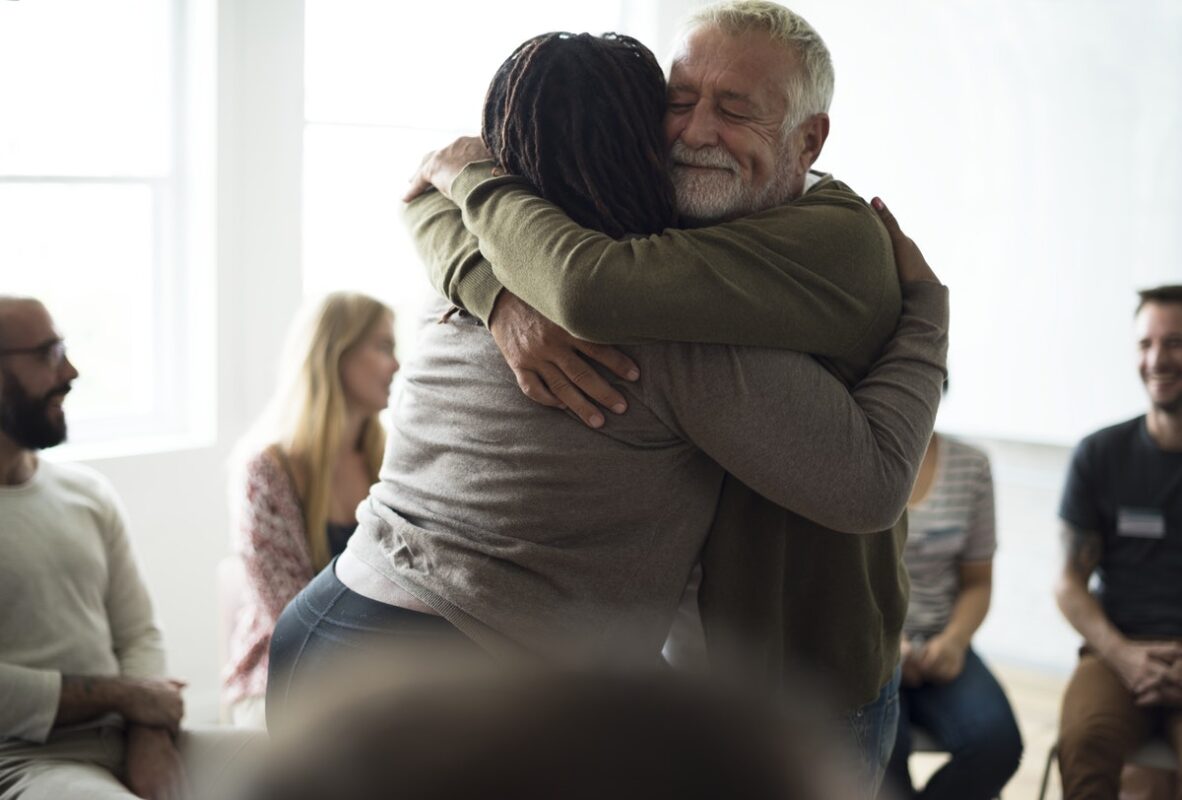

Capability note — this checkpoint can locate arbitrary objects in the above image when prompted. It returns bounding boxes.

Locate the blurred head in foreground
[243,667,861,800]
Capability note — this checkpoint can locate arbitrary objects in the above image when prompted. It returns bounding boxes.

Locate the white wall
[55,0,712,725]
[974,438,1079,674]
[56,3,1174,721]
[68,0,305,721]
[775,0,1179,673]
[789,0,1182,445]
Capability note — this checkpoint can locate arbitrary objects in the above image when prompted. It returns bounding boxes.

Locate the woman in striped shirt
[882,433,1023,800]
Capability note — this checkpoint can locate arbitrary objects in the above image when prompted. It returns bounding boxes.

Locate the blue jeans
[883,647,1023,800]
[266,559,475,732]
[845,666,901,799]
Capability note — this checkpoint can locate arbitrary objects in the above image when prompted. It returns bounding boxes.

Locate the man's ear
[797,113,830,171]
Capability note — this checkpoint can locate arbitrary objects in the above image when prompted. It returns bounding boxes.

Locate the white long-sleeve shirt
[0,459,164,743]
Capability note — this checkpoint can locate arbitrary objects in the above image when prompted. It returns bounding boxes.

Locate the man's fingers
[1146,642,1182,661]
[1132,669,1165,696]
[403,170,433,202]
[488,290,628,425]
[577,342,640,384]
[402,136,491,203]
[514,369,565,410]
[1136,689,1162,707]
[403,151,436,202]
[167,765,188,800]
[538,364,605,429]
[559,352,629,415]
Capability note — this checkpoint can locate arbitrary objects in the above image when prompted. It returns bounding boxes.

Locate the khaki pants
[1121,764,1178,800]
[1059,651,1182,800]
[0,724,130,799]
[0,723,265,800]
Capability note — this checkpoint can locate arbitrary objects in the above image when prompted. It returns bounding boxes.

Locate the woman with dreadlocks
[267,31,948,754]
[478,32,677,240]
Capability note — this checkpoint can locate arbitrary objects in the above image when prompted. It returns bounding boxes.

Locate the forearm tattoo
[1062,524,1102,578]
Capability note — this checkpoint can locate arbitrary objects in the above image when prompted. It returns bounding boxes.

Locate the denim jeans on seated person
[883,647,1022,800]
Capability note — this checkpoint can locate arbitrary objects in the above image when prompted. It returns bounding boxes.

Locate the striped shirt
[902,436,996,638]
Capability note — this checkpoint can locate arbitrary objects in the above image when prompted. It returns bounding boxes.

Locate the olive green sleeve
[401,188,504,326]
[449,161,901,374]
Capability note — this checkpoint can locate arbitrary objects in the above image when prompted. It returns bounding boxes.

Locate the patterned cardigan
[222,448,312,704]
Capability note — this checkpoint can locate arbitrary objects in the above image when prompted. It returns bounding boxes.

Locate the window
[302,0,645,353]
[0,0,213,453]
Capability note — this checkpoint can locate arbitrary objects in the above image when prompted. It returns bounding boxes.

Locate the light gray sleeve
[645,281,948,533]
[0,662,61,742]
[961,452,998,562]
[100,486,167,680]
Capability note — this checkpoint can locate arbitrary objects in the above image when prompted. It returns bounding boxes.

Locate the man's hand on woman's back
[404,136,493,202]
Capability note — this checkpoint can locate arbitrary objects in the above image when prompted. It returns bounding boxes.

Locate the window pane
[305,0,624,130]
[0,183,157,431]
[303,123,443,349]
[0,0,172,176]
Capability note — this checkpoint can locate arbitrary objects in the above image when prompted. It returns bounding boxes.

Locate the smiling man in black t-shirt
[1054,284,1182,797]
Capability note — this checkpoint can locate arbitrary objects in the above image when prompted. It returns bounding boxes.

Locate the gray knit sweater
[347,282,947,662]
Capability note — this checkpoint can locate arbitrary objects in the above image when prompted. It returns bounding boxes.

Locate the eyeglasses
[0,339,68,368]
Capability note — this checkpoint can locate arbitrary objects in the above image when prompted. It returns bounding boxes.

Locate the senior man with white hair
[403,1,920,791]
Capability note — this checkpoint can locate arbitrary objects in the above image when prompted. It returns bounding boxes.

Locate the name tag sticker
[1117,507,1167,539]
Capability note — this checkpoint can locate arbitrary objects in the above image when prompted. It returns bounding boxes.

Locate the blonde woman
[223,292,398,726]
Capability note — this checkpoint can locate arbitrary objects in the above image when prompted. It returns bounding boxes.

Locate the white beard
[668,140,798,224]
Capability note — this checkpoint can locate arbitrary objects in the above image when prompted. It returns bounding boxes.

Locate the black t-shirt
[1059,416,1182,638]
[327,521,358,558]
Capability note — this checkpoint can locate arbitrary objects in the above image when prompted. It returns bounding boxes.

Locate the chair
[216,555,250,718]
[1038,737,1179,800]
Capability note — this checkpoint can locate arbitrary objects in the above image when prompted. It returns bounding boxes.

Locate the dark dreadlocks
[482,32,678,240]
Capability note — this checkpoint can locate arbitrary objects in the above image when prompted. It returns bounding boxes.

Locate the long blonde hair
[246,292,392,571]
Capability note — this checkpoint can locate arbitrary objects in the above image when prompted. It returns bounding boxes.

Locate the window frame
[0,0,217,460]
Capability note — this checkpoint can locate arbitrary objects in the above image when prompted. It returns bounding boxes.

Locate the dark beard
[0,368,69,449]
[1153,395,1182,415]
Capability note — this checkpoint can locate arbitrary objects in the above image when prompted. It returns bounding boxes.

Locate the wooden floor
[908,662,1067,799]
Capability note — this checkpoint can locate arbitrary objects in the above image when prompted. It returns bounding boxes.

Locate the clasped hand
[1112,641,1182,707]
[901,633,967,687]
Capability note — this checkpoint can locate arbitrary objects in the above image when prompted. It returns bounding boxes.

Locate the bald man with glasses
[0,296,187,800]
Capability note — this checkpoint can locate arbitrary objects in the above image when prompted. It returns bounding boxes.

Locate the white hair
[687,0,835,132]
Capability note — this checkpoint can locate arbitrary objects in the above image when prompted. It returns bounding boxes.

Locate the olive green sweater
[405,162,913,708]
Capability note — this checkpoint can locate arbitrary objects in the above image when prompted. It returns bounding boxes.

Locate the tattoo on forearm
[63,675,98,696]
[1064,525,1102,577]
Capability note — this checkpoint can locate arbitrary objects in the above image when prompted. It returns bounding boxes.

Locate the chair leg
[1038,742,1059,800]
